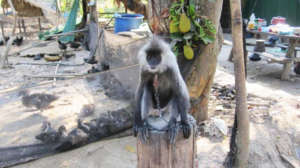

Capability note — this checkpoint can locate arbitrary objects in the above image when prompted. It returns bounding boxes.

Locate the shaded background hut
[1,0,43,17]
[1,0,61,26]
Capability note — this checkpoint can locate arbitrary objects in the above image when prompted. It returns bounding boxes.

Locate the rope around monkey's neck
[153,74,162,117]
[152,74,169,124]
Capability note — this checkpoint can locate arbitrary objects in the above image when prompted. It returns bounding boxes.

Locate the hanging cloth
[59,0,80,43]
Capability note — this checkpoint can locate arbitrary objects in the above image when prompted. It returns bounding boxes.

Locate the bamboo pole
[227,0,249,167]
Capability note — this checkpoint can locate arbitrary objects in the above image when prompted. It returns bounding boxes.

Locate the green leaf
[198,26,206,38]
[202,36,214,44]
[170,33,184,40]
[194,21,201,28]
[183,32,194,40]
[170,40,178,48]
[188,4,195,17]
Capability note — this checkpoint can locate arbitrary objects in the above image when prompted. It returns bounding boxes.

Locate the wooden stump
[137,123,196,168]
[254,40,266,52]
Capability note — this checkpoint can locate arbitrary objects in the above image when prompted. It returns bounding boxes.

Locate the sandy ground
[0,30,300,167]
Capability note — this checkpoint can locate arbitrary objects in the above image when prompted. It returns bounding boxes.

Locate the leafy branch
[169,0,216,60]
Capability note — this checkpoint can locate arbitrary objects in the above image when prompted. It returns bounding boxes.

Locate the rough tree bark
[117,0,148,17]
[184,0,224,122]
[77,0,89,29]
[226,0,249,167]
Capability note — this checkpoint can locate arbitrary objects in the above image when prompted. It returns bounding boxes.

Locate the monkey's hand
[133,121,149,143]
[181,120,191,139]
[167,119,179,144]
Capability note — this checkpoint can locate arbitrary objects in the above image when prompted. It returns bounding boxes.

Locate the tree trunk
[1,10,17,68]
[226,0,249,167]
[119,0,148,18]
[77,0,88,29]
[184,0,224,122]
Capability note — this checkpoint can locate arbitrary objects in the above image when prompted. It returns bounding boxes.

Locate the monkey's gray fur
[134,36,191,144]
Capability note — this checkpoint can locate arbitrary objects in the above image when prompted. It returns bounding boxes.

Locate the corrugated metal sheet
[244,0,300,26]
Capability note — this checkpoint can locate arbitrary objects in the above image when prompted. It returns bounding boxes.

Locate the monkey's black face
[146,48,162,70]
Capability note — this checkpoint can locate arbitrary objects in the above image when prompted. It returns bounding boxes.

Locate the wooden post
[38,17,42,31]
[21,18,26,36]
[254,39,265,52]
[0,0,19,68]
[281,39,296,80]
[89,1,98,23]
[227,0,249,168]
[1,15,17,68]
[137,118,196,168]
[0,22,6,45]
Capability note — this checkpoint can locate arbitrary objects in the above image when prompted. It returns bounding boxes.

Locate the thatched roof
[1,0,43,17]
[1,0,61,25]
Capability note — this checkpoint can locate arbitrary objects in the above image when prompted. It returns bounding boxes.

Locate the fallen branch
[46,28,88,38]
[24,64,140,79]
[1,64,140,94]
[24,74,84,78]
[247,102,270,107]
[0,81,53,94]
[279,154,300,168]
[16,62,84,66]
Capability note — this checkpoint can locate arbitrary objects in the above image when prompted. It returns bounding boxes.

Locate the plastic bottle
[248,13,256,30]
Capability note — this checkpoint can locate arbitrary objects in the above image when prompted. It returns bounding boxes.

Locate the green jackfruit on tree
[169,20,179,33]
[179,13,191,33]
[184,45,194,60]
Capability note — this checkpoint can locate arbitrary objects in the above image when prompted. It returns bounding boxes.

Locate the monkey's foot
[181,121,191,139]
[167,121,179,144]
[133,122,149,143]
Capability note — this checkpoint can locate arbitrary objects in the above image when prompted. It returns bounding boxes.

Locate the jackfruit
[184,45,194,60]
[179,13,191,33]
[169,20,179,33]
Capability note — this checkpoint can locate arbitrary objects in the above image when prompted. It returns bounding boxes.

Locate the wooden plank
[248,30,300,40]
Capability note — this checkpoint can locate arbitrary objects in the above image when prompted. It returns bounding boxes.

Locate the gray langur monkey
[133,37,191,144]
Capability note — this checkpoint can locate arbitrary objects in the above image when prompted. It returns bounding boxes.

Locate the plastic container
[248,13,256,30]
[271,16,286,25]
[114,14,144,33]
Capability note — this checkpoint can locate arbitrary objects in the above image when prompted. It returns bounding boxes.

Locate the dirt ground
[0,22,300,167]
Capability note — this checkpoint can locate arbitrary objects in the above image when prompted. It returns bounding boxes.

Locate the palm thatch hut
[1,0,43,17]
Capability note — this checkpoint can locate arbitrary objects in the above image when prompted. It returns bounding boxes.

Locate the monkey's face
[146,48,162,71]
[138,37,175,73]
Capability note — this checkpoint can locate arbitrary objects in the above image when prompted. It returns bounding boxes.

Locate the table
[248,30,300,80]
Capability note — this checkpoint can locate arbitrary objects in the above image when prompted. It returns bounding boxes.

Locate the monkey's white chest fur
[146,105,173,131]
